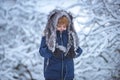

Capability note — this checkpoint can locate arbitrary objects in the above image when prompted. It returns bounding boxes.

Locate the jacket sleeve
[39,36,53,58]
[75,47,83,58]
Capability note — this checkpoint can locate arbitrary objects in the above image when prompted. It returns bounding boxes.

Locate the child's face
[57,24,67,32]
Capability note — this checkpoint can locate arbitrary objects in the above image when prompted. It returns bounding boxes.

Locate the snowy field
[0,0,120,80]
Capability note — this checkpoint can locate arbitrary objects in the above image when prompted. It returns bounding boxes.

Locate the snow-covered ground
[0,0,120,80]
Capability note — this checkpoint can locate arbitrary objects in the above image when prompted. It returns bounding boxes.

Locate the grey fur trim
[56,43,67,52]
[47,31,56,52]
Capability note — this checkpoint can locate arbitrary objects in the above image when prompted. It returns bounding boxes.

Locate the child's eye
[63,26,66,28]
[57,25,61,28]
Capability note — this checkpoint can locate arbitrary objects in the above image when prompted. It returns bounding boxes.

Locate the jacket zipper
[64,65,67,80]
[60,32,64,80]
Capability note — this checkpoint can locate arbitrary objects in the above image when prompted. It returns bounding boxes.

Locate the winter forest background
[0,0,120,80]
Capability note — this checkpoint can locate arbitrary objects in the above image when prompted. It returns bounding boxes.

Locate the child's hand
[66,46,75,58]
[53,48,64,58]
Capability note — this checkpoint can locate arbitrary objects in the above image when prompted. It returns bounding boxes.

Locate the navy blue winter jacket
[39,30,82,80]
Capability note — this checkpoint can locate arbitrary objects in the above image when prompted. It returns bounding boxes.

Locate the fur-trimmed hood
[44,9,79,55]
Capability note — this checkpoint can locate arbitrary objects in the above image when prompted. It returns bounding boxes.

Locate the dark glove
[66,46,75,58]
[54,48,64,58]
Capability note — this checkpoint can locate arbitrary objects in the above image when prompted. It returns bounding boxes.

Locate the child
[39,9,83,80]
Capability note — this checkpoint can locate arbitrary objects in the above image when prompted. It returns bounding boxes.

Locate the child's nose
[61,26,64,30]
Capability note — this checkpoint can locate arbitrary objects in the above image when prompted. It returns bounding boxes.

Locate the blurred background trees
[0,0,120,80]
